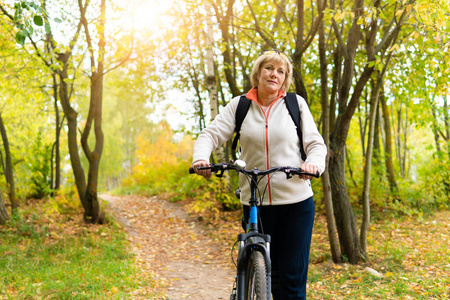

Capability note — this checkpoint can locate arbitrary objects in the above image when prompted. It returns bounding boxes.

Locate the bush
[121,158,241,221]
[416,154,450,211]
[26,131,52,199]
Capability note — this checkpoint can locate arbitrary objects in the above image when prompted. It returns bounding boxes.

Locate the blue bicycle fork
[235,175,272,299]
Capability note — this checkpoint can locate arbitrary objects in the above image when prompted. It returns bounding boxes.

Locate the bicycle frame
[236,171,272,299]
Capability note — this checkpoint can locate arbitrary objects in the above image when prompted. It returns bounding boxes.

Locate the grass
[0,198,162,300]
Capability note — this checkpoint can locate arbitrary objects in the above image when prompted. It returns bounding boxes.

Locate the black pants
[243,197,315,300]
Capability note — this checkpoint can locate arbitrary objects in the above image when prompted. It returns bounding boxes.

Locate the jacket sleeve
[297,95,328,175]
[192,97,240,163]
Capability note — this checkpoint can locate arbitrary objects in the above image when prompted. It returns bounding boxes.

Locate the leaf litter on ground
[106,194,449,299]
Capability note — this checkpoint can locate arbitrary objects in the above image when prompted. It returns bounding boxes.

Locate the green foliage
[414,153,450,211]
[117,122,242,220]
[120,158,241,221]
[26,131,52,199]
[186,171,240,215]
[11,0,64,45]
[13,1,45,45]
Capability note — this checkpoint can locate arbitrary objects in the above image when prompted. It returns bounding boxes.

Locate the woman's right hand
[192,160,212,179]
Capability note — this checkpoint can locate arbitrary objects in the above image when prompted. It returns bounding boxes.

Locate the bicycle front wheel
[245,250,269,300]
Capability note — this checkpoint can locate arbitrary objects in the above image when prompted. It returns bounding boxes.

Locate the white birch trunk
[205,3,224,162]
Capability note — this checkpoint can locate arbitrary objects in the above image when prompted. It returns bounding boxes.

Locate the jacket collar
[246,86,287,106]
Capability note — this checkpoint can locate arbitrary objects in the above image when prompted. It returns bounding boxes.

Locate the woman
[192,50,327,299]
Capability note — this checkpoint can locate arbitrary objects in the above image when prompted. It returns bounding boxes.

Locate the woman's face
[257,60,286,94]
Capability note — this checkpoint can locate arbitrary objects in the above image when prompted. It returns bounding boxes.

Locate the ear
[254,72,260,86]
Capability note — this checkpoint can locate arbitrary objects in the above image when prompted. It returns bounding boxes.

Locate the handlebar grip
[290,169,320,178]
[189,166,213,174]
[306,171,320,178]
[301,171,320,178]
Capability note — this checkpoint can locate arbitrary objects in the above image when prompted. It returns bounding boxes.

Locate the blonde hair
[250,51,293,91]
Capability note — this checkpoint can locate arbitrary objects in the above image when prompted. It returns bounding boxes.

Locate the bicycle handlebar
[189,163,320,179]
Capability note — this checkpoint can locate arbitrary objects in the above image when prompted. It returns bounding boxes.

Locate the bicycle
[189,160,319,300]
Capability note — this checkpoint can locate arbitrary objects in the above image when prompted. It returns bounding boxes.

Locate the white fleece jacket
[193,92,327,206]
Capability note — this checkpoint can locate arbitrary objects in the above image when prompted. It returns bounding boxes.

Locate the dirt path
[101,194,236,299]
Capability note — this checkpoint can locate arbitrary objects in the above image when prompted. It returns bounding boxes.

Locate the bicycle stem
[248,174,259,232]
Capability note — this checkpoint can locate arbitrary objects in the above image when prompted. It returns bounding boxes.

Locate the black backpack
[231,92,307,161]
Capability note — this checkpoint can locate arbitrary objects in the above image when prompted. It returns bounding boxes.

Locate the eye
[279,69,285,74]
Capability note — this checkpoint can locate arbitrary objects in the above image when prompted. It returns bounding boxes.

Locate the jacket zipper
[252,97,282,205]
[265,118,272,204]
[255,101,274,205]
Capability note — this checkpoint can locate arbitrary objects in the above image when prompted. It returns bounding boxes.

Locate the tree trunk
[358,92,368,158]
[395,106,409,178]
[0,189,9,225]
[292,0,322,102]
[444,96,450,195]
[52,73,61,191]
[78,0,106,223]
[444,95,450,159]
[211,0,241,97]
[431,106,442,153]
[205,12,218,121]
[360,76,382,256]
[79,71,104,223]
[57,53,87,207]
[373,102,382,176]
[381,94,398,194]
[0,113,18,211]
[328,148,361,263]
[402,108,409,177]
[205,2,224,162]
[318,0,341,263]
[292,0,308,101]
[84,147,103,223]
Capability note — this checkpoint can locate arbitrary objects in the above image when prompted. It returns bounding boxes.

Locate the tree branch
[246,0,277,49]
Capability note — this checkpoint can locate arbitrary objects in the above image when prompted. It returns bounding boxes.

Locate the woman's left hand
[300,163,318,180]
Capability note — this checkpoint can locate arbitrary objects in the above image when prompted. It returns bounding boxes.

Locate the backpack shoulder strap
[232,95,252,151]
[285,92,307,161]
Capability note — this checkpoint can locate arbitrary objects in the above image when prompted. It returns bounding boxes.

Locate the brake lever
[285,168,294,179]
[215,169,225,177]
[213,163,227,177]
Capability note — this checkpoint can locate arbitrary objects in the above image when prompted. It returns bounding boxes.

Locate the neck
[257,90,279,106]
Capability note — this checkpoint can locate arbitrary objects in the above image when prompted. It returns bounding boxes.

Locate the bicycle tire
[245,250,269,300]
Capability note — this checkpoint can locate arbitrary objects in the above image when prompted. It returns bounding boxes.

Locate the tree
[321,0,414,263]
[72,0,107,223]
[1,0,134,223]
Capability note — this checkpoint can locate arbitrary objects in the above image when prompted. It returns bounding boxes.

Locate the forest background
[0,0,449,298]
